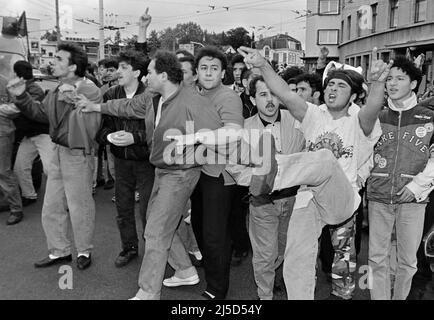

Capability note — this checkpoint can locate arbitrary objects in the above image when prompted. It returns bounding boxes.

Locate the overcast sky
[1,0,307,48]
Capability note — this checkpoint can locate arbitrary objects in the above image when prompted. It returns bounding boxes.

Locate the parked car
[32,67,52,81]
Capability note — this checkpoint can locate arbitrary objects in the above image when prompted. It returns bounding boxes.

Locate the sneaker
[115,249,138,268]
[135,192,140,203]
[163,274,200,287]
[128,296,142,300]
[111,195,116,203]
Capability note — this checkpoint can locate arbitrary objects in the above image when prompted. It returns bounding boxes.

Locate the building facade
[255,33,304,68]
[304,0,341,72]
[304,0,434,90]
[339,0,433,89]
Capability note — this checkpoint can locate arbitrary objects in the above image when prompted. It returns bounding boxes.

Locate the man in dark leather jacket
[96,50,154,268]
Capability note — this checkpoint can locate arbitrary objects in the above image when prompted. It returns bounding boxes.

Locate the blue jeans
[42,145,95,256]
[0,134,23,213]
[136,167,201,300]
[368,201,426,300]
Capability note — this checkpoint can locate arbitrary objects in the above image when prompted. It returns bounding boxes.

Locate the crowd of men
[1,8,434,300]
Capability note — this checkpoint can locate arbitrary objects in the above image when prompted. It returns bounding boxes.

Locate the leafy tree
[41,30,59,41]
[147,30,161,54]
[225,27,251,50]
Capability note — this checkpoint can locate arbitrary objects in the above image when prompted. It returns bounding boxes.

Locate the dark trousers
[114,157,155,251]
[229,185,251,254]
[191,173,236,299]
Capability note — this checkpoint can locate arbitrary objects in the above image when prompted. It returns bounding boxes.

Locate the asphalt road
[2,176,432,300]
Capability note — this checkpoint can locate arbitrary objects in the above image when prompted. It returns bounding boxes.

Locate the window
[317,29,339,45]
[347,15,352,40]
[415,0,427,23]
[319,0,339,15]
[390,0,399,28]
[357,11,362,37]
[341,20,344,42]
[371,3,377,33]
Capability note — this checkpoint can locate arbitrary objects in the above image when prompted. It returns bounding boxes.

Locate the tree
[41,30,59,42]
[174,22,204,44]
[114,30,121,45]
[124,35,138,51]
[147,30,161,54]
[225,27,251,50]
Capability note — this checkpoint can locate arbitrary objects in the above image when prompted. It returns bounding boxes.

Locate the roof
[255,33,301,50]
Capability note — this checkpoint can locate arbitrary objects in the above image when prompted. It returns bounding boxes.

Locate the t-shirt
[301,102,381,191]
[200,84,244,185]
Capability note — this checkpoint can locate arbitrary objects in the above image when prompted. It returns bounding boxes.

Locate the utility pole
[99,0,105,60]
[55,0,61,44]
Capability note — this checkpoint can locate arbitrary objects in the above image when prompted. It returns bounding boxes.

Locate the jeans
[42,145,95,256]
[368,201,426,300]
[249,196,295,300]
[135,167,200,300]
[14,134,54,199]
[191,173,236,299]
[114,157,155,251]
[271,149,356,300]
[0,134,22,213]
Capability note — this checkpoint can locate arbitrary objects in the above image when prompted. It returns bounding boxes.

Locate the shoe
[249,132,277,197]
[34,254,72,268]
[135,192,140,203]
[231,250,248,267]
[128,296,142,300]
[22,197,37,207]
[104,179,114,190]
[163,274,199,287]
[115,249,138,268]
[111,195,116,203]
[77,254,92,270]
[6,211,23,225]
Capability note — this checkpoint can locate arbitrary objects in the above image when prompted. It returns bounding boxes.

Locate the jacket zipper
[390,111,402,204]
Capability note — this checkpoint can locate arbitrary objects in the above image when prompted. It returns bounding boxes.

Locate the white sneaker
[135,192,140,202]
[163,274,200,287]
[128,296,142,300]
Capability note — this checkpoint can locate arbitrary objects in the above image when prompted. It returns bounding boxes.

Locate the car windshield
[0,52,25,81]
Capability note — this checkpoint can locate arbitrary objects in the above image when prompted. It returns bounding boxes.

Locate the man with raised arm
[170,47,389,299]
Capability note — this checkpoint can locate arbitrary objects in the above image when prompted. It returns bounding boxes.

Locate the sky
[1,0,307,48]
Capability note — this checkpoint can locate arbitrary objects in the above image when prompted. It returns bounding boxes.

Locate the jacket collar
[388,92,418,112]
